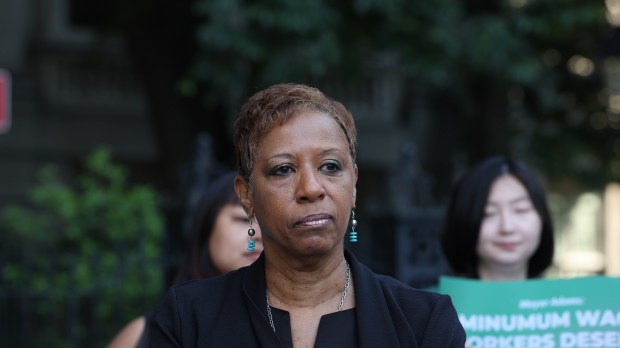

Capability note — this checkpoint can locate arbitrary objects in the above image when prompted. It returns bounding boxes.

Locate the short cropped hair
[440,156,554,279]
[233,83,357,182]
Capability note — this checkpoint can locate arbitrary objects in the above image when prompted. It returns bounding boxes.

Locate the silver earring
[247,217,256,251]
[349,209,358,243]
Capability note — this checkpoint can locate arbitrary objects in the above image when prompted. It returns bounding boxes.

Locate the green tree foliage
[1,148,164,347]
[188,0,611,189]
[189,0,341,106]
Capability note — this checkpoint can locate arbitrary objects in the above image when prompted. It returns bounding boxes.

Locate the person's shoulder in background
[107,315,146,348]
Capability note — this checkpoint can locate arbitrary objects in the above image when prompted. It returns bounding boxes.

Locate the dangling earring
[247,217,256,251]
[349,209,358,243]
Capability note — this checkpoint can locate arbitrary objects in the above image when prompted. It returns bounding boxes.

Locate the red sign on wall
[0,69,11,134]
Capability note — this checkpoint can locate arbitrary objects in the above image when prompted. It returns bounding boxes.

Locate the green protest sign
[439,276,620,348]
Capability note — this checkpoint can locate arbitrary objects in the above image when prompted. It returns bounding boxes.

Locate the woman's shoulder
[363,272,466,345]
[152,268,248,326]
[107,315,146,348]
[370,272,461,322]
[168,268,245,301]
[347,250,451,308]
[375,273,447,302]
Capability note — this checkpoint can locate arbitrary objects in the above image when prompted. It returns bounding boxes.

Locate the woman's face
[208,203,263,274]
[477,174,542,276]
[237,110,357,258]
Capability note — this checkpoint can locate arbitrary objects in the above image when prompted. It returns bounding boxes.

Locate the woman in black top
[149,83,466,347]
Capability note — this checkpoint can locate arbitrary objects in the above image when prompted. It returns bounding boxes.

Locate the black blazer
[149,249,466,347]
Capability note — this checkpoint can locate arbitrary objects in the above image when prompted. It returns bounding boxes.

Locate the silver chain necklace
[266,260,351,333]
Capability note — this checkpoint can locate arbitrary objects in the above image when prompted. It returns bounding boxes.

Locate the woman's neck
[264,252,349,310]
[263,249,355,348]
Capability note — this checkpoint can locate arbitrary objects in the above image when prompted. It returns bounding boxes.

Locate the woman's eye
[483,210,497,218]
[514,207,533,214]
[321,161,342,172]
[271,165,294,176]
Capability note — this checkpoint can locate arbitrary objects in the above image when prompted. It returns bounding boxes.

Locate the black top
[270,307,357,348]
[148,249,466,347]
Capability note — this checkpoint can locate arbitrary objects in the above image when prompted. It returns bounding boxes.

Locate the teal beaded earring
[247,217,256,251]
[349,209,358,243]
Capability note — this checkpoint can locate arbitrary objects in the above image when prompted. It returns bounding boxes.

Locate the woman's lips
[495,242,519,251]
[294,214,332,227]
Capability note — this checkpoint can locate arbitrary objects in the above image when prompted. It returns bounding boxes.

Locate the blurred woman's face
[477,174,542,279]
[239,110,357,259]
[209,203,263,274]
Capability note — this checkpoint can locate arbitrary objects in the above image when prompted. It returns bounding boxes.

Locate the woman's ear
[234,175,253,217]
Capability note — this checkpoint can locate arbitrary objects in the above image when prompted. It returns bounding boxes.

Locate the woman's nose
[295,167,325,202]
[499,211,516,234]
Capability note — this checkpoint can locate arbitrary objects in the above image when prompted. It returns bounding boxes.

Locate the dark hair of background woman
[173,171,240,284]
[440,156,554,279]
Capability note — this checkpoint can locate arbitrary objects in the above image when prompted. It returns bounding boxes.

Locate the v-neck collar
[241,249,412,347]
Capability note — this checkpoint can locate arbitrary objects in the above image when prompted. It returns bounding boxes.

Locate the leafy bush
[0,148,164,347]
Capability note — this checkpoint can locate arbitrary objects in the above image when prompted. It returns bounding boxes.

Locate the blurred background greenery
[0,0,617,346]
[1,148,162,346]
